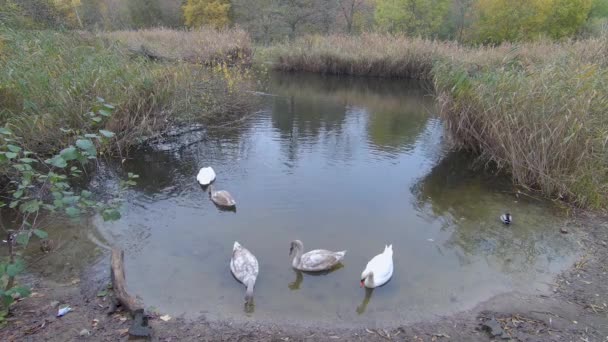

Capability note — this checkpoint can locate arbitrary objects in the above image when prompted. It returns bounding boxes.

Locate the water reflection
[94,72,578,327]
[412,152,575,274]
[356,288,374,315]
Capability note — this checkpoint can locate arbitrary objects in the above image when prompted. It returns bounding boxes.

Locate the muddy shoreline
[0,211,606,341]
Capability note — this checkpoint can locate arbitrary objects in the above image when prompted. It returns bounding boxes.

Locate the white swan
[360,244,393,288]
[209,184,236,208]
[289,240,346,272]
[230,241,259,305]
[196,166,216,186]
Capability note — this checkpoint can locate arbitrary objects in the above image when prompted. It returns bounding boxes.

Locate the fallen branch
[110,248,142,313]
[110,248,151,338]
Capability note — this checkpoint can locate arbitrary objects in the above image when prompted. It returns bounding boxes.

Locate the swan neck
[292,242,304,268]
[366,272,374,286]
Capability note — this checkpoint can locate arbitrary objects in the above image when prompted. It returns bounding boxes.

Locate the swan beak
[360,280,365,288]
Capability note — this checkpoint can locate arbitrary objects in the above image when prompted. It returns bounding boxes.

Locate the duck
[289,240,346,272]
[196,166,216,186]
[209,184,236,208]
[230,241,259,305]
[500,213,512,225]
[360,244,393,288]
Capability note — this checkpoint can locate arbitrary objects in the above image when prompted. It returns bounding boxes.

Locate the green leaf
[91,116,102,123]
[81,190,92,198]
[7,145,21,153]
[15,232,29,246]
[13,189,23,199]
[19,158,36,163]
[75,139,96,155]
[65,207,81,217]
[7,286,31,299]
[60,146,79,161]
[96,96,105,103]
[102,208,121,221]
[47,156,67,168]
[99,130,115,138]
[9,200,19,208]
[2,295,14,308]
[85,134,100,139]
[20,200,40,214]
[5,152,17,159]
[96,290,108,297]
[33,229,48,239]
[98,109,111,117]
[6,259,25,277]
[103,103,115,110]
[0,127,12,135]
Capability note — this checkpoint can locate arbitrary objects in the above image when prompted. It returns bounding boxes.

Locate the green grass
[0,28,256,153]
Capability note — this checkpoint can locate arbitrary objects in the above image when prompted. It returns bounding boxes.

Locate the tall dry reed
[103,27,252,65]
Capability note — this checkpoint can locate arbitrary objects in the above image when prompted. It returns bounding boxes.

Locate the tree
[374,0,451,37]
[183,0,230,29]
[232,0,283,44]
[542,0,593,39]
[278,0,321,39]
[473,0,593,44]
[441,0,474,40]
[337,0,366,33]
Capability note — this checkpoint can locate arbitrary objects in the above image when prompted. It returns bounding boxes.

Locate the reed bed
[266,33,608,207]
[103,27,252,65]
[0,28,257,154]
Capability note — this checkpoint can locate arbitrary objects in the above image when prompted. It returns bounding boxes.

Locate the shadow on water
[288,264,345,291]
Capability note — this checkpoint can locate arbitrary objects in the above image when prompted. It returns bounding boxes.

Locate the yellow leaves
[183,0,231,29]
[474,0,594,43]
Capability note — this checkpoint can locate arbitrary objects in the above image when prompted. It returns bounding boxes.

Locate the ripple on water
[95,72,579,328]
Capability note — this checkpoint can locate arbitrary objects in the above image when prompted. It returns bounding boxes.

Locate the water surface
[96,73,577,327]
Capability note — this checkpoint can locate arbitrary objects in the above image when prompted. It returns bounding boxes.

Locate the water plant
[0,99,137,319]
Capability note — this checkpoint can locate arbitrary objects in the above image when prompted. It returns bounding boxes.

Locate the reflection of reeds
[266,33,608,208]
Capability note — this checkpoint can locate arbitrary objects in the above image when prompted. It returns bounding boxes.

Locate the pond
[96,72,578,327]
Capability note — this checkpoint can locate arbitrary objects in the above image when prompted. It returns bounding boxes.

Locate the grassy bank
[103,28,252,65]
[0,28,256,154]
[434,37,608,208]
[264,34,608,208]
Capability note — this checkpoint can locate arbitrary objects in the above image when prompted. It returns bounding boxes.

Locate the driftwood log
[110,248,151,338]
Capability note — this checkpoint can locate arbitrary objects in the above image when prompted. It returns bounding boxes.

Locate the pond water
[96,72,578,327]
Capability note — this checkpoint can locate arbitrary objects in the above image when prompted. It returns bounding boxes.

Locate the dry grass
[434,36,608,208]
[264,33,608,208]
[0,28,257,154]
[103,27,252,65]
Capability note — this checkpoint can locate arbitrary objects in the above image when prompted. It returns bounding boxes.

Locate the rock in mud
[79,329,90,336]
[128,309,152,338]
[480,317,509,339]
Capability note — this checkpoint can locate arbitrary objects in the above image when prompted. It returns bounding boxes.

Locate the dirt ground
[1,212,607,342]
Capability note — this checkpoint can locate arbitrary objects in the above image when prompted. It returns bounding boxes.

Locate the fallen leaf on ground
[160,315,171,322]
[433,333,451,338]
[117,328,129,336]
